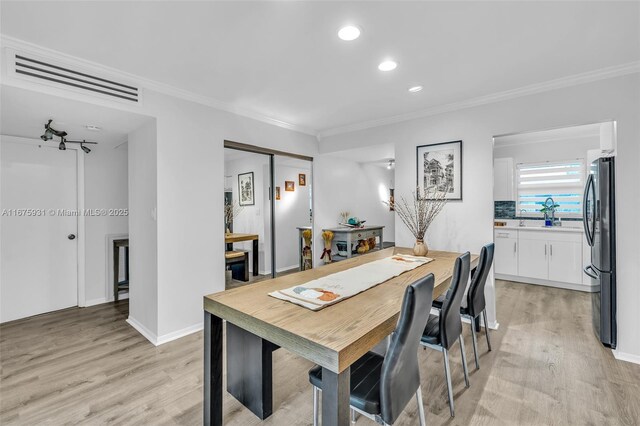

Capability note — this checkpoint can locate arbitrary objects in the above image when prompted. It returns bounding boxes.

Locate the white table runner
[269,254,433,311]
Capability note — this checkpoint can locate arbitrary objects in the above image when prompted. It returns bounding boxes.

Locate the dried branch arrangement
[384,186,449,240]
[224,200,243,229]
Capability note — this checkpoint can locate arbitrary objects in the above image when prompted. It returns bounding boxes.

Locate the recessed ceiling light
[338,25,361,41]
[408,85,423,93]
[378,60,397,72]
[85,125,102,131]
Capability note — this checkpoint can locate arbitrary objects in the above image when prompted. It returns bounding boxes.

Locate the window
[516,160,584,217]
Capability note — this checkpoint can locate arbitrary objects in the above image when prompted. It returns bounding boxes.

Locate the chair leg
[442,348,455,417]
[350,408,357,424]
[470,319,480,369]
[459,337,470,388]
[416,386,427,426]
[313,386,319,426]
[482,309,492,351]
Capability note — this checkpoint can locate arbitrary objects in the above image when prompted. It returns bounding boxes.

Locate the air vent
[13,53,139,103]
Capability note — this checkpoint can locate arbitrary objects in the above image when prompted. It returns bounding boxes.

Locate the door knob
[68,234,76,240]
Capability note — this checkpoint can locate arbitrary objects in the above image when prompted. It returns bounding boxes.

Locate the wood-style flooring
[1,280,639,425]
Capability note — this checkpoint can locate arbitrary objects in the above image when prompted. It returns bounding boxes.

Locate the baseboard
[156,323,203,346]
[126,316,158,345]
[612,350,640,365]
[84,297,107,307]
[83,293,129,307]
[495,274,596,293]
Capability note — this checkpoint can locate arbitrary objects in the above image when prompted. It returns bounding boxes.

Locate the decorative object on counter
[224,199,243,234]
[299,173,306,186]
[417,140,462,200]
[285,180,295,192]
[339,211,350,224]
[301,229,313,271]
[494,221,507,227]
[321,230,334,264]
[387,186,449,256]
[238,172,255,206]
[275,186,281,200]
[339,217,366,228]
[389,188,395,211]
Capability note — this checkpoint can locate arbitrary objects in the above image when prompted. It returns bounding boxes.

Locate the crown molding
[0,35,318,137]
[317,61,640,139]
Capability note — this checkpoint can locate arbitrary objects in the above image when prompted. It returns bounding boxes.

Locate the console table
[322,225,384,260]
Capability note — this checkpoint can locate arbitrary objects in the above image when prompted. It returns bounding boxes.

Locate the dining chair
[432,243,494,369]
[308,273,435,426]
[420,252,471,417]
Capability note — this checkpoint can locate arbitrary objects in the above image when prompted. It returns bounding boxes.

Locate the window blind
[516,160,584,216]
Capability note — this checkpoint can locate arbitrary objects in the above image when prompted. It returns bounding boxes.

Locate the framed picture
[238,172,255,206]
[275,186,281,200]
[285,181,295,192]
[416,140,462,200]
[299,173,306,186]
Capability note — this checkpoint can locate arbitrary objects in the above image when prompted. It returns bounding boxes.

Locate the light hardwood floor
[1,280,639,425]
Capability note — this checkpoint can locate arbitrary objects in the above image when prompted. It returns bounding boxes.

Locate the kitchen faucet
[543,197,557,226]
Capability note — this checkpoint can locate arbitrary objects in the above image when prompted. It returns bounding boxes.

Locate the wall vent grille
[14,53,140,103]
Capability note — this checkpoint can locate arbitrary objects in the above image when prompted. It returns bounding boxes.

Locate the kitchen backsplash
[494,201,582,221]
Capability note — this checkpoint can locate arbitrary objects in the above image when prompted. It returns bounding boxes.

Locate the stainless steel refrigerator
[583,157,616,348]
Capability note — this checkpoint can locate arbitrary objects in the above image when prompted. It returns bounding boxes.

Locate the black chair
[420,252,471,417]
[432,243,494,369]
[308,273,435,426]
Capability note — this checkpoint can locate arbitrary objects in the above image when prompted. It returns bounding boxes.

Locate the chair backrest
[466,243,495,318]
[439,252,471,349]
[379,273,435,425]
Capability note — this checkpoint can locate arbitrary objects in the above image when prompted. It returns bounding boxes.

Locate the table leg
[253,239,259,276]
[204,311,223,426]
[322,367,351,426]
[346,233,352,259]
[379,229,384,250]
[226,323,275,419]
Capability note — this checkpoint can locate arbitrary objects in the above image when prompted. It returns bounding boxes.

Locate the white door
[1,141,78,322]
[518,238,548,280]
[548,240,583,284]
[494,231,518,275]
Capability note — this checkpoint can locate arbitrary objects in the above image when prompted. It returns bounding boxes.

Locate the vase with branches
[224,200,243,234]
[384,186,449,256]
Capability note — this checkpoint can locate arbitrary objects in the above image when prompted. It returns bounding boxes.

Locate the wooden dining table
[224,233,258,276]
[203,247,478,426]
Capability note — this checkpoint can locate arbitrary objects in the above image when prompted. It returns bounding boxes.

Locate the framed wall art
[416,140,462,200]
[238,172,255,206]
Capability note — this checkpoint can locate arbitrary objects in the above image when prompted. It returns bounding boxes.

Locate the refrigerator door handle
[583,174,595,246]
[584,265,599,280]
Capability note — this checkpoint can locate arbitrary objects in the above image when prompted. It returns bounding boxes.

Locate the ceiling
[1,2,638,136]
[1,86,152,148]
[325,142,395,167]
[494,122,602,147]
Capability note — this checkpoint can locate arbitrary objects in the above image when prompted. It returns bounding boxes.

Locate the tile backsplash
[494,201,516,219]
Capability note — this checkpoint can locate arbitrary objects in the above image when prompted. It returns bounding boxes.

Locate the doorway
[1,140,79,322]
[223,141,313,289]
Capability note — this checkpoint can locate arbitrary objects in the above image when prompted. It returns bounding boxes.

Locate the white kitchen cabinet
[518,237,549,280]
[548,240,583,284]
[494,157,515,201]
[494,229,518,275]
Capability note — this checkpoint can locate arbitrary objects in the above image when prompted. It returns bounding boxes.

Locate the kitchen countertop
[495,225,584,233]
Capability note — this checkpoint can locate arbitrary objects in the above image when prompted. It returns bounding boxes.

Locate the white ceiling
[324,142,395,167]
[494,122,602,147]
[1,85,152,148]
[1,2,638,136]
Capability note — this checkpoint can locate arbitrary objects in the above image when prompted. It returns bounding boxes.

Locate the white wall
[313,155,396,262]
[139,90,318,341]
[84,143,129,304]
[320,73,640,360]
[274,158,312,271]
[127,120,158,340]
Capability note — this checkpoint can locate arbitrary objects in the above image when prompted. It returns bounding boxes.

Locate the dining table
[224,233,258,276]
[203,247,479,426]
